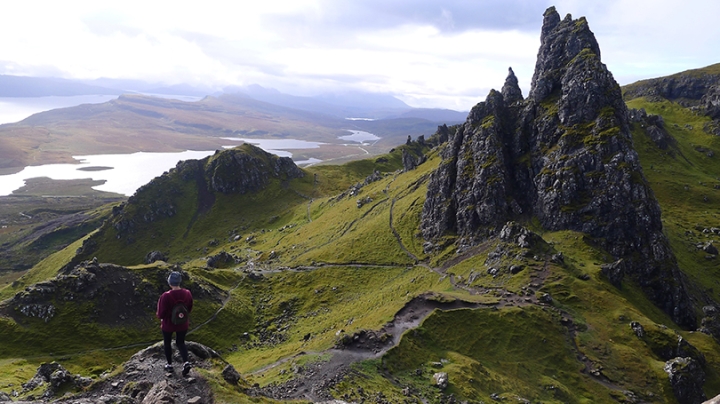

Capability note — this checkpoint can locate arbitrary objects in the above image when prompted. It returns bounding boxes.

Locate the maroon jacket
[156,288,193,332]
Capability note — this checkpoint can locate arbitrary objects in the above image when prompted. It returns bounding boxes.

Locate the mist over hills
[0,74,468,122]
[2,6,720,404]
[0,75,124,98]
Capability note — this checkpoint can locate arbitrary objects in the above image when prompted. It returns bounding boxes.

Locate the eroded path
[245,197,626,402]
[248,295,493,402]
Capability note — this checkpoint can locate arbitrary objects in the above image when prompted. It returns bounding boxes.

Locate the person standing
[156,271,193,376]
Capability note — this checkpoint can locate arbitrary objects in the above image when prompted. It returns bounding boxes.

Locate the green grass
[0,263,226,358]
[3,116,720,403]
[226,265,451,377]
[0,194,119,272]
[623,63,720,98]
[626,98,720,304]
[379,307,612,403]
[0,234,92,301]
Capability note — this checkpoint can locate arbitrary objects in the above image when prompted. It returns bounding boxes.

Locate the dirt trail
[249,295,492,402]
[247,192,627,401]
[389,198,420,263]
[188,277,246,335]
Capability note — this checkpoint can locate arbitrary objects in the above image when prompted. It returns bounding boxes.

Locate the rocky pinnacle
[421,7,696,329]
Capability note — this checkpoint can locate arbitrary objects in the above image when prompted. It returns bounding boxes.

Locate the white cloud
[0,1,718,110]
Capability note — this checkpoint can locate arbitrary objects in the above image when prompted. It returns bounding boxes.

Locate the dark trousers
[162,330,189,364]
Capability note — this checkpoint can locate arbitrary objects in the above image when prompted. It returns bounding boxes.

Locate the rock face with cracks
[421,6,696,329]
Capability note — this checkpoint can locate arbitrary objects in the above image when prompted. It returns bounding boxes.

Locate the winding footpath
[245,195,626,402]
[10,173,624,399]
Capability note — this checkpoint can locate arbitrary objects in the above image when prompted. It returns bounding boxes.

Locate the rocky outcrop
[432,372,448,389]
[704,85,720,119]
[628,108,678,151]
[624,73,719,104]
[623,63,720,135]
[16,342,223,404]
[401,148,426,171]
[1,262,224,330]
[699,305,720,341]
[664,357,706,404]
[145,251,168,264]
[94,144,304,247]
[206,251,238,268]
[421,7,696,328]
[600,259,626,288]
[20,362,92,399]
[204,146,304,194]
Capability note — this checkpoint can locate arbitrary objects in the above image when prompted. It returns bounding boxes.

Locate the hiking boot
[164,364,173,372]
[182,362,192,377]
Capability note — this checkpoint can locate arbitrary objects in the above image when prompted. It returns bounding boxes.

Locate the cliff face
[421,7,696,328]
[623,63,720,132]
[622,63,720,106]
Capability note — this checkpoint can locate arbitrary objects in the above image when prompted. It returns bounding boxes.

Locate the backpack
[170,300,189,325]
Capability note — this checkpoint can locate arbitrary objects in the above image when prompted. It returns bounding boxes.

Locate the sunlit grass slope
[626,98,720,304]
[2,123,720,403]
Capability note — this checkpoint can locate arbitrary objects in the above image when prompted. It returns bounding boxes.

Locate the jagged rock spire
[501,67,523,105]
[421,7,697,329]
[530,7,601,102]
[540,6,561,38]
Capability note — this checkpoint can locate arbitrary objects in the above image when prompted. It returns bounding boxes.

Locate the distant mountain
[81,77,160,92]
[224,84,467,122]
[0,74,468,124]
[223,85,355,118]
[0,75,215,98]
[0,75,123,97]
[313,90,410,110]
[391,108,468,122]
[142,84,215,98]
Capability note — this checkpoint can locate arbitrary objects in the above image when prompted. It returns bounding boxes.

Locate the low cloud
[0,1,718,109]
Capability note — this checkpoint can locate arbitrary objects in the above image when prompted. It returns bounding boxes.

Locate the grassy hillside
[625,97,720,305]
[0,111,719,403]
[0,184,123,272]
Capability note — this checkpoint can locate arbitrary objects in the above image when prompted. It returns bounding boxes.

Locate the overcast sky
[1,0,718,110]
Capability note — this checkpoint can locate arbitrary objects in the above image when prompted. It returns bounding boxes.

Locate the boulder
[206,251,236,268]
[499,222,539,249]
[145,251,168,264]
[699,306,720,341]
[21,362,89,398]
[222,364,242,385]
[630,321,645,338]
[601,259,626,288]
[702,242,718,255]
[141,379,175,404]
[432,372,448,389]
[664,357,706,404]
